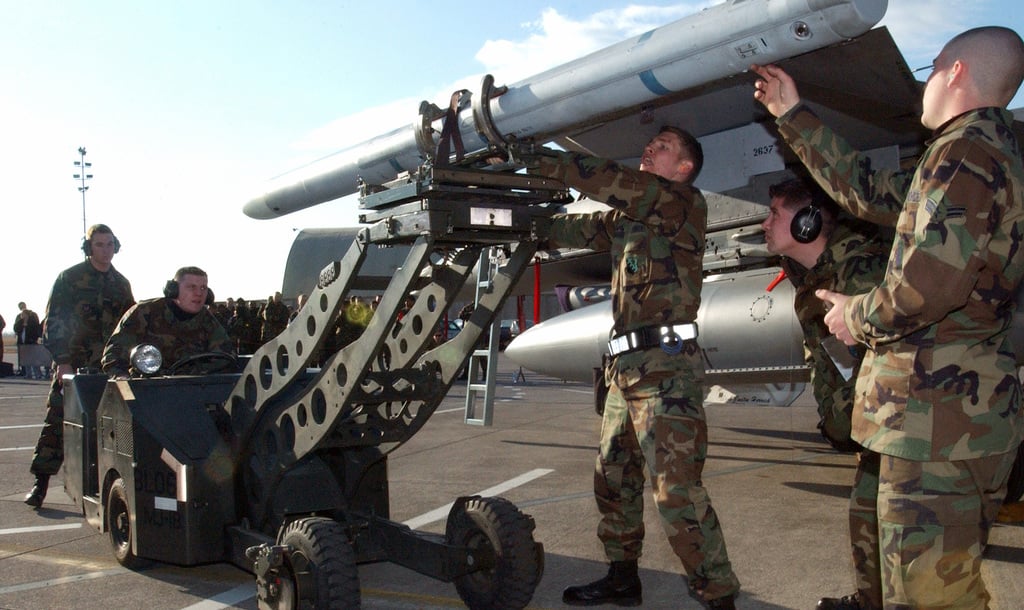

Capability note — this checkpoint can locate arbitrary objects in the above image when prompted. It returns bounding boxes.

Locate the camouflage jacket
[781,221,890,450]
[102,297,235,376]
[261,299,290,342]
[534,151,706,388]
[778,104,1024,460]
[43,260,135,369]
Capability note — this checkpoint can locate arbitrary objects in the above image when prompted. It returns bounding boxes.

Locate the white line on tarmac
[402,468,554,529]
[0,568,129,595]
[181,468,555,608]
[0,523,83,536]
[0,470,552,606]
[0,424,43,430]
[0,446,34,452]
[179,584,256,610]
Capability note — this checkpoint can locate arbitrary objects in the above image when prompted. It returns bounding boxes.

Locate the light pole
[73,146,92,237]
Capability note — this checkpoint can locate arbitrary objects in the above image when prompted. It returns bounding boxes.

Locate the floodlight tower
[73,146,92,237]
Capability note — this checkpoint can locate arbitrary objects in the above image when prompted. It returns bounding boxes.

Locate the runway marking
[402,468,554,529]
[0,423,43,430]
[178,469,554,608]
[0,567,129,595]
[180,583,255,610]
[0,523,84,536]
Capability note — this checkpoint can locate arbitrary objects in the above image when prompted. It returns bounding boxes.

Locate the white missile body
[505,267,807,384]
[244,0,886,219]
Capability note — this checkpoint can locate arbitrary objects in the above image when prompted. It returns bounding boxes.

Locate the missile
[508,267,1024,388]
[243,0,887,219]
[505,267,807,384]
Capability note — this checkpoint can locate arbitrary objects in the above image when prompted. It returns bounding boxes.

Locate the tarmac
[1,355,1022,609]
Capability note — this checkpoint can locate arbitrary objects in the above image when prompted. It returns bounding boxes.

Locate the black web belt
[607,322,698,357]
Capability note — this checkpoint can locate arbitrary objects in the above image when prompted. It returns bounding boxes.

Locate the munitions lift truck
[62,137,570,608]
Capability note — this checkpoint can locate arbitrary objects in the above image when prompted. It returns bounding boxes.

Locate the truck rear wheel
[445,496,543,610]
[107,477,142,568]
[275,517,360,610]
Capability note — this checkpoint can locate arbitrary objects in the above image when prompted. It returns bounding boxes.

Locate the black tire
[277,517,360,610]
[445,496,543,610]
[107,477,142,568]
[1006,440,1024,504]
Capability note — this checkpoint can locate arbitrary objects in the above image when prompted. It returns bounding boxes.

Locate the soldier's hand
[751,64,801,117]
[507,141,560,170]
[816,289,856,346]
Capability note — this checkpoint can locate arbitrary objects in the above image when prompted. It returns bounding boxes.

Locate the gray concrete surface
[1,356,1021,609]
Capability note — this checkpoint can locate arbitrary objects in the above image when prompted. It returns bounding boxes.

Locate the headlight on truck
[130,344,163,375]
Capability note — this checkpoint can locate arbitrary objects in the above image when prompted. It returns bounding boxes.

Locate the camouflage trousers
[29,375,65,477]
[849,451,882,610]
[595,366,739,600]
[849,449,1015,609]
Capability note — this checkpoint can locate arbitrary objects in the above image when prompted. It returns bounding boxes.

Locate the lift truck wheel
[107,477,142,568]
[445,496,544,610]
[271,517,360,610]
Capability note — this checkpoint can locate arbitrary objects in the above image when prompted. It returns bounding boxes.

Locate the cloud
[879,0,983,64]
[475,4,709,83]
[289,4,712,160]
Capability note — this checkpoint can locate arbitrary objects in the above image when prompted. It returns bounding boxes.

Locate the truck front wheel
[271,517,360,610]
[445,496,543,610]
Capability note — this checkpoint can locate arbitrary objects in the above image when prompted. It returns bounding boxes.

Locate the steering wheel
[167,352,240,375]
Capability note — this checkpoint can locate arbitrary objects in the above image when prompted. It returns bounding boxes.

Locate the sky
[1,0,1022,328]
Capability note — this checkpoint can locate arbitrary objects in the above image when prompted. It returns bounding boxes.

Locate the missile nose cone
[244,194,281,219]
[503,326,542,367]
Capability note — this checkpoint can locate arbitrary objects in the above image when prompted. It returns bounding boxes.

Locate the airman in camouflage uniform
[26,224,135,508]
[529,127,739,609]
[762,178,891,609]
[753,26,1024,610]
[102,266,234,376]
[260,291,290,344]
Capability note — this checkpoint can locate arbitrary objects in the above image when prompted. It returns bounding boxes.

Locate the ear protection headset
[790,204,823,244]
[164,279,215,306]
[81,232,122,256]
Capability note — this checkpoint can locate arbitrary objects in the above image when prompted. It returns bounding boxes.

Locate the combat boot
[24,475,49,508]
[562,559,642,606]
[817,593,862,610]
[705,593,737,609]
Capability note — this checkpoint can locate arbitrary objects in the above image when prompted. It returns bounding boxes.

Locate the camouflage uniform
[32,259,134,477]
[102,297,235,376]
[781,220,890,609]
[777,104,1024,608]
[260,297,290,344]
[781,221,890,451]
[535,151,739,600]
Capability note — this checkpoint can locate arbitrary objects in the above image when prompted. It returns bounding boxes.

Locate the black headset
[81,231,122,256]
[790,204,823,244]
[164,279,215,306]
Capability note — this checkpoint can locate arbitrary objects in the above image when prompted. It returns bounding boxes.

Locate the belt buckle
[659,323,696,355]
[659,326,684,355]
